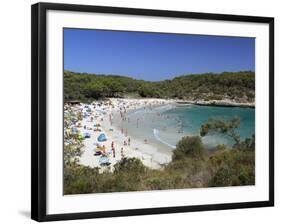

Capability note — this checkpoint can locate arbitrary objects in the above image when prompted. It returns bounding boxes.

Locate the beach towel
[99,156,110,166]
[84,132,91,138]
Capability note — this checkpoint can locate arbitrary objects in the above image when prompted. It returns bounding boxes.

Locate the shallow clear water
[113,104,255,150]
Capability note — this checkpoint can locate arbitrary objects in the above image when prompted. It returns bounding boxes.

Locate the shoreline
[176,99,255,108]
[67,98,255,108]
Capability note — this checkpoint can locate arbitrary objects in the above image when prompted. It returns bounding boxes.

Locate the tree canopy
[200,117,241,144]
[64,71,255,102]
[173,136,206,160]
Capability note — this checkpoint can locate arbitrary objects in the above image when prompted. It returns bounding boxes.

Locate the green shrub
[173,136,206,160]
[114,157,146,174]
[208,143,255,187]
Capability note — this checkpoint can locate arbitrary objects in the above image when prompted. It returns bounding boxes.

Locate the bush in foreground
[173,136,206,161]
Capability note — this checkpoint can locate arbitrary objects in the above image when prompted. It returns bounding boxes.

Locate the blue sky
[64,28,255,81]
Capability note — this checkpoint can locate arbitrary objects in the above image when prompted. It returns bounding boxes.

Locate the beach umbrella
[97,133,107,142]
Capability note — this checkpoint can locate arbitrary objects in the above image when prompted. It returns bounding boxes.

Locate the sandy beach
[64,98,174,172]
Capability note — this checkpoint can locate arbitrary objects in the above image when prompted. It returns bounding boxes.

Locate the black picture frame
[31,2,274,222]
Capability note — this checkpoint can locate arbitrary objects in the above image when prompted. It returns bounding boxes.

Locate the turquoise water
[114,104,255,150]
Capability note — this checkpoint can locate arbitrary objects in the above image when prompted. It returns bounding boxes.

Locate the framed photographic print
[31,2,274,222]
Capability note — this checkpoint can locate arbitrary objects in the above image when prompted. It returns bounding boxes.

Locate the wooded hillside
[64,71,255,102]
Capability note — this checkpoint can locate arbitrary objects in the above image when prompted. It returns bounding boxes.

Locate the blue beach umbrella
[97,133,107,142]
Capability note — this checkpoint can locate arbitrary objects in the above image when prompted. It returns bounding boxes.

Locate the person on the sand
[128,137,131,146]
[112,146,115,158]
[109,114,112,125]
[102,145,106,154]
[121,147,124,159]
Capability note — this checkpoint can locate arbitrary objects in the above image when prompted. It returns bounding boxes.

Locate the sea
[113,104,255,151]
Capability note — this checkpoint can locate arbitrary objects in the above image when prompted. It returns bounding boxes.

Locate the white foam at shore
[153,129,176,149]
